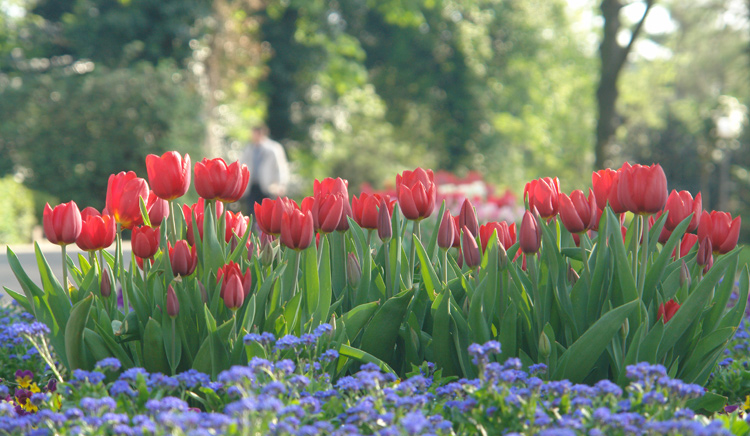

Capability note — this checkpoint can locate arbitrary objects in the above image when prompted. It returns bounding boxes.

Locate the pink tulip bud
[167,285,179,318]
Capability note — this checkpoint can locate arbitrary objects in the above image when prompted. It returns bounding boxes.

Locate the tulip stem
[169,200,178,244]
[61,245,69,296]
[384,241,392,300]
[292,250,302,299]
[409,221,421,287]
[171,317,177,372]
[638,215,648,299]
[116,225,129,312]
[442,248,448,287]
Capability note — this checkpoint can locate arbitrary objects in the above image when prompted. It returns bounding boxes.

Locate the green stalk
[442,247,449,286]
[61,245,68,294]
[580,235,591,287]
[408,220,421,287]
[169,200,178,244]
[171,317,176,371]
[638,214,649,299]
[292,250,302,298]
[116,224,129,312]
[384,241,392,300]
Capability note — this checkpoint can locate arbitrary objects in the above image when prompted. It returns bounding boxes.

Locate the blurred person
[240,125,290,216]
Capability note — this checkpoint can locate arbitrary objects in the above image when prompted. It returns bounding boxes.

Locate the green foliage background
[0,0,748,241]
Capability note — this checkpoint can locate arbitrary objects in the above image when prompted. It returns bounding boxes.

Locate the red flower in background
[145,151,191,200]
[396,168,436,221]
[131,225,160,259]
[217,261,252,299]
[314,178,352,231]
[592,168,618,212]
[280,209,314,251]
[43,201,82,246]
[146,191,169,227]
[76,208,116,251]
[255,197,298,236]
[194,158,249,203]
[657,299,680,323]
[524,177,560,219]
[106,171,149,229]
[664,190,701,232]
[698,210,741,255]
[183,199,224,245]
[168,240,197,276]
[479,221,516,252]
[674,233,698,259]
[352,193,393,230]
[616,163,668,215]
[225,211,250,243]
[558,189,597,234]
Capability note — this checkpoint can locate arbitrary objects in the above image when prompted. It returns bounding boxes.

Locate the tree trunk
[595,0,655,169]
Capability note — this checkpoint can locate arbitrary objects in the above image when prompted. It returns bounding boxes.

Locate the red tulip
[524,177,560,219]
[193,158,250,203]
[697,210,741,255]
[254,197,298,236]
[43,201,82,246]
[697,237,712,267]
[145,151,191,200]
[183,199,224,245]
[479,221,516,252]
[146,191,169,227]
[558,189,597,234]
[437,210,455,249]
[459,199,479,238]
[664,190,701,232]
[166,285,179,318]
[616,163,668,215]
[312,192,345,234]
[352,193,394,230]
[461,226,480,269]
[131,225,160,259]
[106,171,149,230]
[592,168,618,211]
[80,207,101,221]
[225,211,249,243]
[217,261,252,298]
[396,168,436,220]
[519,210,542,254]
[280,209,314,251]
[76,210,116,251]
[703,255,714,274]
[657,299,680,323]
[314,178,352,231]
[222,273,245,310]
[451,216,462,248]
[377,198,393,242]
[654,214,672,244]
[168,240,197,276]
[674,233,698,259]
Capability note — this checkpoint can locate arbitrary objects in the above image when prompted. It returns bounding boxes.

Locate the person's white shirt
[240,135,290,198]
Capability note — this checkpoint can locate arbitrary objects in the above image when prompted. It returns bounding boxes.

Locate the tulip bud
[100,269,111,298]
[167,285,179,318]
[461,226,480,269]
[437,210,455,249]
[679,260,691,289]
[539,332,551,358]
[347,253,362,288]
[377,199,392,243]
[697,237,712,266]
[223,274,245,311]
[567,263,579,286]
[246,240,256,261]
[198,280,208,304]
[261,239,276,266]
[620,318,629,341]
[520,210,542,254]
[459,199,479,239]
[457,249,464,269]
[703,256,714,274]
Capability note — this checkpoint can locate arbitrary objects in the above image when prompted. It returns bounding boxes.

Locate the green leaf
[83,328,115,364]
[359,288,414,367]
[65,294,94,371]
[686,392,727,414]
[339,301,380,341]
[554,299,638,382]
[414,235,440,301]
[339,344,397,375]
[642,214,691,304]
[314,237,332,326]
[432,290,459,377]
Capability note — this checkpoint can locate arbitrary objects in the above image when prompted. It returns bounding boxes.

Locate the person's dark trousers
[245,183,269,218]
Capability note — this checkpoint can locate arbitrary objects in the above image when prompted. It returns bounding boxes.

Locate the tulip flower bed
[2,151,748,432]
[1,299,749,435]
